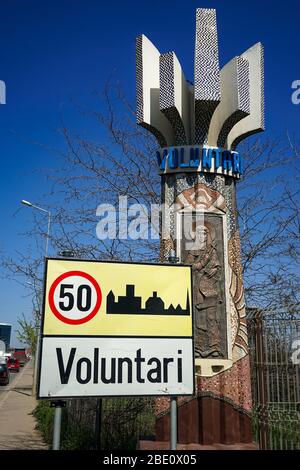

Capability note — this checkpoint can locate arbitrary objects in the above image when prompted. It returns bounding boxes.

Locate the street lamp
[21,199,51,396]
[21,199,51,257]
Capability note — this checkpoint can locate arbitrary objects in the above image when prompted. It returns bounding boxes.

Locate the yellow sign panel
[42,259,192,337]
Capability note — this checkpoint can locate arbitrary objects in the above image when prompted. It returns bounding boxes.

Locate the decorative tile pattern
[136,35,144,124]
[228,229,248,357]
[230,43,265,150]
[217,58,250,148]
[136,35,169,147]
[159,53,187,145]
[197,354,252,411]
[194,9,220,102]
[237,56,251,114]
[194,9,221,145]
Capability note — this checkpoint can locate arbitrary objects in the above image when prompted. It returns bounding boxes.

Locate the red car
[13,349,27,367]
[7,357,20,372]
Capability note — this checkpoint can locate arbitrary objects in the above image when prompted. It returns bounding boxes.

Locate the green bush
[33,400,54,446]
[33,397,155,450]
[33,400,98,450]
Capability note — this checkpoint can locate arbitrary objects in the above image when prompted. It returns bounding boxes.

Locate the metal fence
[64,396,155,450]
[65,398,101,449]
[247,310,300,450]
[99,397,155,450]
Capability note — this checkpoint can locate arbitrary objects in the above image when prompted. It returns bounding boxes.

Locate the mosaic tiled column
[136,8,264,446]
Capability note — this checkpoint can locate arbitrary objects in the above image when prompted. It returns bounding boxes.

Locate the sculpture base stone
[146,395,256,448]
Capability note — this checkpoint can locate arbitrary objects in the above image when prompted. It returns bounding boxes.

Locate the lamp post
[21,199,51,395]
[21,200,51,258]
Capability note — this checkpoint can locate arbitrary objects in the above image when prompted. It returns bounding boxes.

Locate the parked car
[0,362,10,385]
[7,357,20,373]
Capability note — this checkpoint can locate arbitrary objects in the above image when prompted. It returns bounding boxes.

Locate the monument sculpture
[136,7,264,447]
[185,221,224,358]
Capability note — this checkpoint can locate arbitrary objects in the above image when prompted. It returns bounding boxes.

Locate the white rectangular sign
[38,336,194,398]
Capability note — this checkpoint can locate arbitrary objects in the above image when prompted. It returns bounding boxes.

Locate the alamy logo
[291,80,300,105]
[0,80,6,104]
[291,339,300,365]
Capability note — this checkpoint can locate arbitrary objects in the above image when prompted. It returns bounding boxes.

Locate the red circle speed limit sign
[48,271,102,325]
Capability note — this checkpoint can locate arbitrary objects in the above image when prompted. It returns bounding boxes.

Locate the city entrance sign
[38,258,194,398]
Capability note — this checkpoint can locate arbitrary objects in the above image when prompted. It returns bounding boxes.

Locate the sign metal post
[50,400,66,450]
[168,249,180,451]
[170,396,177,450]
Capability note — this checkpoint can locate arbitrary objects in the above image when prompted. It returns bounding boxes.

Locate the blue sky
[0,0,299,347]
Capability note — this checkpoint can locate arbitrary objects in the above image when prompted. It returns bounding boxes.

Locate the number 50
[59,284,92,312]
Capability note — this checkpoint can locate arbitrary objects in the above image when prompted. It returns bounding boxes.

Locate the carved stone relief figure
[183,215,227,358]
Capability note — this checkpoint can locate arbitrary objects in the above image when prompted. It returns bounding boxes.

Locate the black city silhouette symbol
[106,284,190,315]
